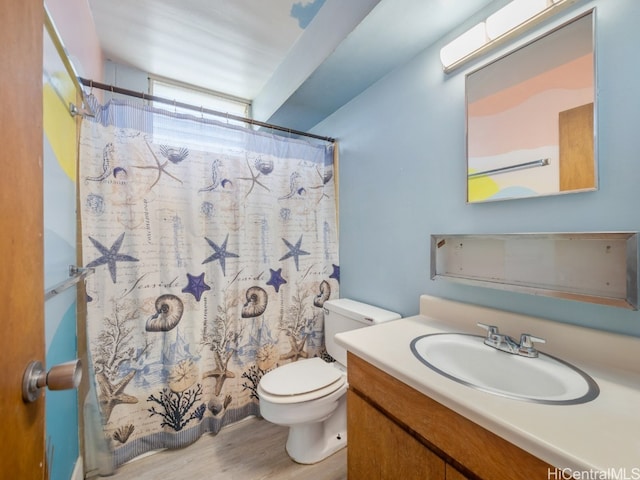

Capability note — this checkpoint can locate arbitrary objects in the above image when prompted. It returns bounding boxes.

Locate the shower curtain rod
[79,78,335,143]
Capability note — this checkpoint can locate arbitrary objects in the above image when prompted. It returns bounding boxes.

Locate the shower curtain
[79,96,339,470]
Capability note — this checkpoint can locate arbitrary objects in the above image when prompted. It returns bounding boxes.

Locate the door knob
[22,359,82,403]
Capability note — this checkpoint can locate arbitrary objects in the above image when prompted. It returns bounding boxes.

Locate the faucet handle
[518,333,546,358]
[477,323,499,337]
[477,323,502,348]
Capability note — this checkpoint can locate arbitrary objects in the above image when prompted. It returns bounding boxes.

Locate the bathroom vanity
[347,353,551,479]
[336,295,640,479]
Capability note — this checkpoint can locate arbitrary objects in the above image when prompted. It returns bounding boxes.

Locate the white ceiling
[88,0,325,100]
[88,0,498,129]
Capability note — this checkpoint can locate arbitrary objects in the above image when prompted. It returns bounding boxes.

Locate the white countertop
[335,295,640,478]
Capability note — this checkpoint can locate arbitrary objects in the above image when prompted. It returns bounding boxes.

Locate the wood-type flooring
[103,417,347,480]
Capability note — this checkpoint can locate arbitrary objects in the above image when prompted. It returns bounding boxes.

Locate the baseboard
[72,456,84,480]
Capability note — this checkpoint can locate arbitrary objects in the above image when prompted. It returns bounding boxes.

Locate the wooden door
[559,102,595,191]
[0,0,45,478]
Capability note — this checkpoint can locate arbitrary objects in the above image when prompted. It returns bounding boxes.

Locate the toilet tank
[323,298,401,366]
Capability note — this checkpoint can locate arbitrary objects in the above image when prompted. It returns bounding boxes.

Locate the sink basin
[411,333,599,405]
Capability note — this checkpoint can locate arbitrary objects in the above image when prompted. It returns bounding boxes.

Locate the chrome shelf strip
[45,266,94,301]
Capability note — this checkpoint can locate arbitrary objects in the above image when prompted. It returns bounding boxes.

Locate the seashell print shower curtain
[79,97,339,470]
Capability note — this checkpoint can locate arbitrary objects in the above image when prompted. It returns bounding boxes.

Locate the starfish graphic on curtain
[279,235,310,271]
[86,232,139,283]
[202,234,239,276]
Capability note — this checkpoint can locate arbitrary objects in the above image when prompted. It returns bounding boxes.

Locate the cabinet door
[446,463,470,480]
[347,390,445,480]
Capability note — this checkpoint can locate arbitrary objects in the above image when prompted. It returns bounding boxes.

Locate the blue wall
[314,0,640,337]
[44,25,80,477]
[44,135,80,480]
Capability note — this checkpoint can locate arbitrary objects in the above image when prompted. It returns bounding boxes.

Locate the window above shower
[150,76,251,127]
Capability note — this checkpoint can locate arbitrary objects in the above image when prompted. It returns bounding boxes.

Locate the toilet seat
[258,357,346,404]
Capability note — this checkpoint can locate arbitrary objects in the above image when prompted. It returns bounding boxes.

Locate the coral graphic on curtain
[79,97,339,470]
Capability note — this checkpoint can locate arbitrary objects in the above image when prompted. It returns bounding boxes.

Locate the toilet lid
[260,357,343,396]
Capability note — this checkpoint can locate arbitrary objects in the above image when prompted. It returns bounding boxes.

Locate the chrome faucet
[477,323,546,358]
[517,333,547,358]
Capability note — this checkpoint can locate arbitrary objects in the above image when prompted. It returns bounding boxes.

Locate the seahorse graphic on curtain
[79,98,339,470]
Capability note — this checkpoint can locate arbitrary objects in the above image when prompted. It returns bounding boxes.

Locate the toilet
[257,298,401,464]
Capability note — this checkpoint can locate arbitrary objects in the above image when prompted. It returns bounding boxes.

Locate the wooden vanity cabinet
[346,353,553,480]
[347,390,446,478]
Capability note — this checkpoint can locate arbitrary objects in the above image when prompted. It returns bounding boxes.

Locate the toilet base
[284,394,347,464]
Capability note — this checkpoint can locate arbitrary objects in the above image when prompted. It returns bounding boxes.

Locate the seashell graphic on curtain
[79,96,339,471]
[241,286,268,318]
[313,280,331,307]
[145,294,184,332]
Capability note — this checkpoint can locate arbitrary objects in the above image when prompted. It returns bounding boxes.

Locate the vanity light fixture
[440,0,577,72]
[439,22,487,71]
[485,0,548,40]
